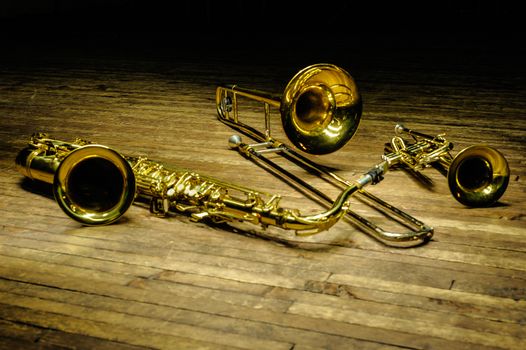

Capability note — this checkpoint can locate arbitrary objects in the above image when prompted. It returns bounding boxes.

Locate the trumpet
[384,124,510,207]
[216,63,433,247]
[16,133,412,239]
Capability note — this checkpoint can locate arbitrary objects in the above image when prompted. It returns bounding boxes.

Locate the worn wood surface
[0,45,525,349]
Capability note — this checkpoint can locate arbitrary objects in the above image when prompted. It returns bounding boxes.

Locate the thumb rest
[15,133,418,240]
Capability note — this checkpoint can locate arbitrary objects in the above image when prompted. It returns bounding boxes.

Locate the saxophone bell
[15,136,136,226]
[15,133,425,245]
[53,145,136,225]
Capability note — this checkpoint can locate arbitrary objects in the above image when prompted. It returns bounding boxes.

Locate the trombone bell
[216,63,362,155]
[215,66,433,247]
[281,64,362,154]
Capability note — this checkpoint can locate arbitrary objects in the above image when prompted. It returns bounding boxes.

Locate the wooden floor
[0,44,525,349]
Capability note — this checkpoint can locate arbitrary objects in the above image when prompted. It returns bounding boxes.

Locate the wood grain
[0,46,525,349]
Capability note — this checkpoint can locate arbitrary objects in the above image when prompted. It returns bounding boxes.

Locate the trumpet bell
[281,63,362,155]
[448,145,510,207]
[53,145,136,225]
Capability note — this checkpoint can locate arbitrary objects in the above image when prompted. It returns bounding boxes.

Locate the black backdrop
[1,0,523,52]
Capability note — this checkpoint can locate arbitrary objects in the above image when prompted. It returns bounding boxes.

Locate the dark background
[1,0,523,55]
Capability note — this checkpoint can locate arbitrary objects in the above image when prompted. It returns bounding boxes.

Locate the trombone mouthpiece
[228,135,243,149]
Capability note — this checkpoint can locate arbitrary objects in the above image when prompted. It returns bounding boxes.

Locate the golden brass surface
[15,133,415,240]
[216,64,433,247]
[216,63,362,155]
[15,135,136,225]
[385,124,510,207]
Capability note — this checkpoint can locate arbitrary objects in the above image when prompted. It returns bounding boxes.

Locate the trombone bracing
[216,63,434,247]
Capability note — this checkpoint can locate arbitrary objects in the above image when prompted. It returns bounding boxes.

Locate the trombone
[384,124,510,207]
[216,63,434,247]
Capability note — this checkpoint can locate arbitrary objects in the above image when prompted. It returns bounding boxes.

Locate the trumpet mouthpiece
[395,124,405,134]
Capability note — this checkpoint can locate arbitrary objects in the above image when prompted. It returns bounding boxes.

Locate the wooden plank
[0,276,491,350]
[1,210,525,301]
[0,304,240,350]
[2,222,525,302]
[2,228,524,325]
[287,302,525,349]
[0,319,43,344]
[38,330,150,350]
[0,320,150,349]
[0,47,525,350]
[0,274,400,349]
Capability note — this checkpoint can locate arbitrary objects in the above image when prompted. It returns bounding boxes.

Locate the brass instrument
[216,63,434,247]
[217,63,362,155]
[385,124,510,207]
[16,133,407,237]
[15,136,135,225]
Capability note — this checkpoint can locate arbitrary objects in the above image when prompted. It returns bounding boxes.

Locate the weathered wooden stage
[0,45,525,349]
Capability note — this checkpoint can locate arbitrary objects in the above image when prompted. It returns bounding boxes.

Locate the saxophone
[15,133,392,237]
